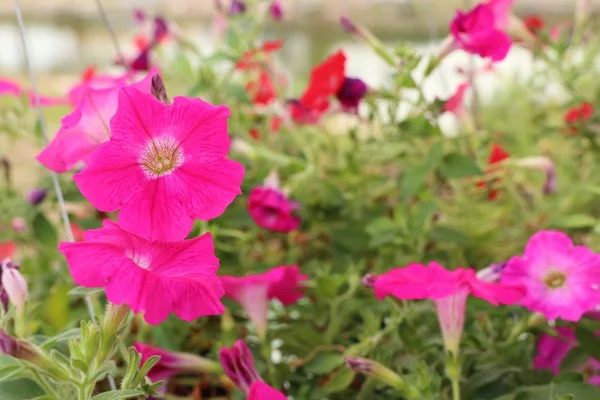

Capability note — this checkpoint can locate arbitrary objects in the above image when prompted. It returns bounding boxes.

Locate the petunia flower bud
[27,188,47,205]
[135,342,221,386]
[476,262,507,283]
[345,356,406,390]
[0,260,28,310]
[269,0,283,21]
[219,340,261,393]
[150,74,170,104]
[339,16,360,36]
[512,156,557,195]
[229,0,246,15]
[362,273,376,288]
[0,329,50,369]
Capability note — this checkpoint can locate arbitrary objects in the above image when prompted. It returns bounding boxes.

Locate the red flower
[476,143,510,200]
[564,102,594,135]
[0,242,16,260]
[246,71,276,105]
[81,66,97,82]
[291,51,346,123]
[524,15,544,35]
[134,33,150,51]
[270,116,282,133]
[249,128,260,141]
[236,41,283,71]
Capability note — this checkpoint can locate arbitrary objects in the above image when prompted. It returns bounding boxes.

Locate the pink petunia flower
[448,0,513,61]
[0,78,68,107]
[72,86,244,241]
[248,172,300,233]
[534,326,600,385]
[501,230,600,321]
[134,341,220,391]
[372,262,524,355]
[58,220,225,325]
[219,339,286,398]
[249,381,287,400]
[220,266,308,338]
[37,69,157,173]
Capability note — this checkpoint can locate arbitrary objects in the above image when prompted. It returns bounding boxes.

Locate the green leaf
[304,352,345,375]
[40,328,81,349]
[551,214,597,229]
[67,286,103,297]
[91,390,145,400]
[0,379,44,399]
[429,226,469,244]
[32,213,58,248]
[574,326,600,361]
[46,284,70,331]
[321,367,355,394]
[400,163,429,199]
[440,153,483,179]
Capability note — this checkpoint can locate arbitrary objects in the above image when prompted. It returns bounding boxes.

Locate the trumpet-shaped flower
[220,339,286,398]
[59,220,224,325]
[37,69,157,173]
[534,327,600,385]
[501,230,600,321]
[134,342,220,386]
[372,262,524,355]
[220,266,307,338]
[73,87,244,241]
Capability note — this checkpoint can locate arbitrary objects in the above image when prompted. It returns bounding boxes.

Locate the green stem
[260,340,277,389]
[451,377,460,400]
[31,369,60,400]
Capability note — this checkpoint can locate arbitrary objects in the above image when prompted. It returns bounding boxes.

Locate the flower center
[140,137,183,178]
[543,270,567,289]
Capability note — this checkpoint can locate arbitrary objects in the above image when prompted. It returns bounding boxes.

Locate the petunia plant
[2,0,600,399]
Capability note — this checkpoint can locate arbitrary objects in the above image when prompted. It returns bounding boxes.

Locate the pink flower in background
[37,69,157,173]
[221,266,307,338]
[248,182,300,232]
[0,78,68,107]
[372,262,524,355]
[59,220,224,325]
[501,230,600,321]
[220,339,286,398]
[67,68,131,106]
[134,342,220,390]
[73,87,244,241]
[534,327,600,385]
[269,0,283,21]
[443,82,470,116]
[449,0,513,61]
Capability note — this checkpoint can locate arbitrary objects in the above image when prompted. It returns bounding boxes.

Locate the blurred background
[0,0,598,189]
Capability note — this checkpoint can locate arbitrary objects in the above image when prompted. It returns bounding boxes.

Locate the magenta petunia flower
[220,339,286,398]
[134,342,220,386]
[501,230,600,321]
[248,381,287,400]
[37,69,157,173]
[373,262,524,355]
[58,220,225,325]
[0,78,68,107]
[534,326,600,385]
[449,0,513,61]
[73,86,244,241]
[220,266,307,338]
[248,185,300,233]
